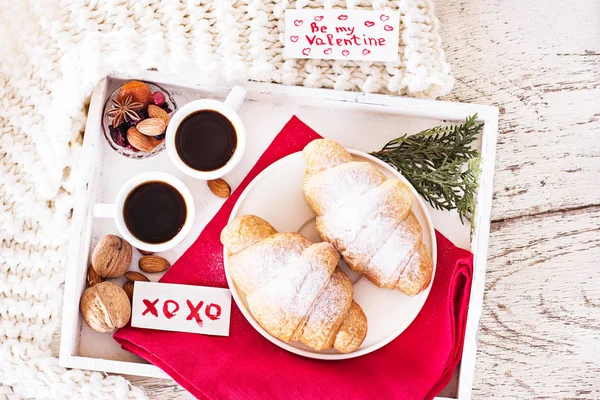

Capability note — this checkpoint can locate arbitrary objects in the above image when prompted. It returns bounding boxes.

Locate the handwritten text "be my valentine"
[285,10,400,61]
[306,22,386,47]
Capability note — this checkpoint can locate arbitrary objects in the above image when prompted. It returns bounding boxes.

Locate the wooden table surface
[126,0,600,398]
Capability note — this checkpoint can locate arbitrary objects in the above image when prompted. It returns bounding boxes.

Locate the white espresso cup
[166,86,247,180]
[93,172,196,252]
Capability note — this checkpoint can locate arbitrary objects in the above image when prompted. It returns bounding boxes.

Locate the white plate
[224,149,437,360]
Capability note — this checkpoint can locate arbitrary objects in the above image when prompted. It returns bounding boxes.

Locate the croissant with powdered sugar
[221,215,367,353]
[302,139,433,296]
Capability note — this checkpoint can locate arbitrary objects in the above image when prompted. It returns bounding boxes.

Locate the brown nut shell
[80,281,131,333]
[139,255,171,273]
[123,281,135,301]
[86,265,103,287]
[137,248,153,256]
[125,271,150,282]
[91,234,132,278]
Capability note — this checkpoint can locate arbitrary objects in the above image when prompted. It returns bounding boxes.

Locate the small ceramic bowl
[102,81,177,160]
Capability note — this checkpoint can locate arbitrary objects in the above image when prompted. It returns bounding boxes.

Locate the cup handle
[92,204,117,219]
[224,86,246,112]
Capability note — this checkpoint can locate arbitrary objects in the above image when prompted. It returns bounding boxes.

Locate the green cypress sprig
[369,114,483,225]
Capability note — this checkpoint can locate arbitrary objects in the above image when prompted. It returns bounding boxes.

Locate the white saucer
[224,150,437,360]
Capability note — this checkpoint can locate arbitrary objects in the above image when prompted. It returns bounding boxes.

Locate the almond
[137,248,153,255]
[127,127,155,152]
[125,271,150,282]
[207,179,231,198]
[123,281,134,301]
[137,118,166,136]
[86,265,103,287]
[147,104,170,125]
[139,255,171,273]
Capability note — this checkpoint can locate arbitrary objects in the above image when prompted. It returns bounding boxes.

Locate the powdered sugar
[303,162,385,216]
[396,241,433,295]
[316,180,414,271]
[297,270,353,350]
[247,243,338,341]
[228,233,310,294]
[302,142,434,296]
[365,212,422,287]
[223,215,362,349]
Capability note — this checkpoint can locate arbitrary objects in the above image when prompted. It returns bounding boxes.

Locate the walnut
[91,234,132,278]
[80,281,131,333]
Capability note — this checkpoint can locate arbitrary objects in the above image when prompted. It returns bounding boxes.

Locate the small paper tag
[131,281,231,336]
[284,9,400,62]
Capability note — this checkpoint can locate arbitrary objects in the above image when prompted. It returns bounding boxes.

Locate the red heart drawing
[380,14,390,22]
[384,25,394,31]
[324,48,332,55]
[290,35,299,43]
[294,19,303,27]
[302,48,311,56]
[314,15,324,22]
[362,49,371,56]
[338,14,348,21]
[342,49,350,57]
[364,21,375,27]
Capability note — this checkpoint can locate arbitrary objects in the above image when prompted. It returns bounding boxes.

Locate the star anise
[106,95,144,127]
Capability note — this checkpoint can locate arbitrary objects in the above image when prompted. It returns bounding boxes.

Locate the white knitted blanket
[0,0,451,398]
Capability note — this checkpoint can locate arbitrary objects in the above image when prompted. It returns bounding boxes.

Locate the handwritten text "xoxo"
[131,282,231,336]
[142,298,222,327]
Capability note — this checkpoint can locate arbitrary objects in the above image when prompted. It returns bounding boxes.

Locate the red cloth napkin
[115,116,474,400]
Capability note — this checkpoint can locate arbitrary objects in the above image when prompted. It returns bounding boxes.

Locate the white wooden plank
[62,356,169,379]
[58,79,108,363]
[474,206,600,398]
[435,0,600,397]
[125,377,194,400]
[458,112,499,399]
[437,0,600,221]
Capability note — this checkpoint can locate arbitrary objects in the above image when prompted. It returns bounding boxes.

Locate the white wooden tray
[59,70,498,400]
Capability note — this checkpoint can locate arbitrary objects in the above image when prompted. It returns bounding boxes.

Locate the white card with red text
[131,282,231,336]
[284,9,400,62]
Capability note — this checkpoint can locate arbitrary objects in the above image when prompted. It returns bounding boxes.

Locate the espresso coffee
[175,110,237,171]
[124,181,187,244]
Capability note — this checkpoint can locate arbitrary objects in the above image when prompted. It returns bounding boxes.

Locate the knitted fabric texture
[0,0,451,398]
